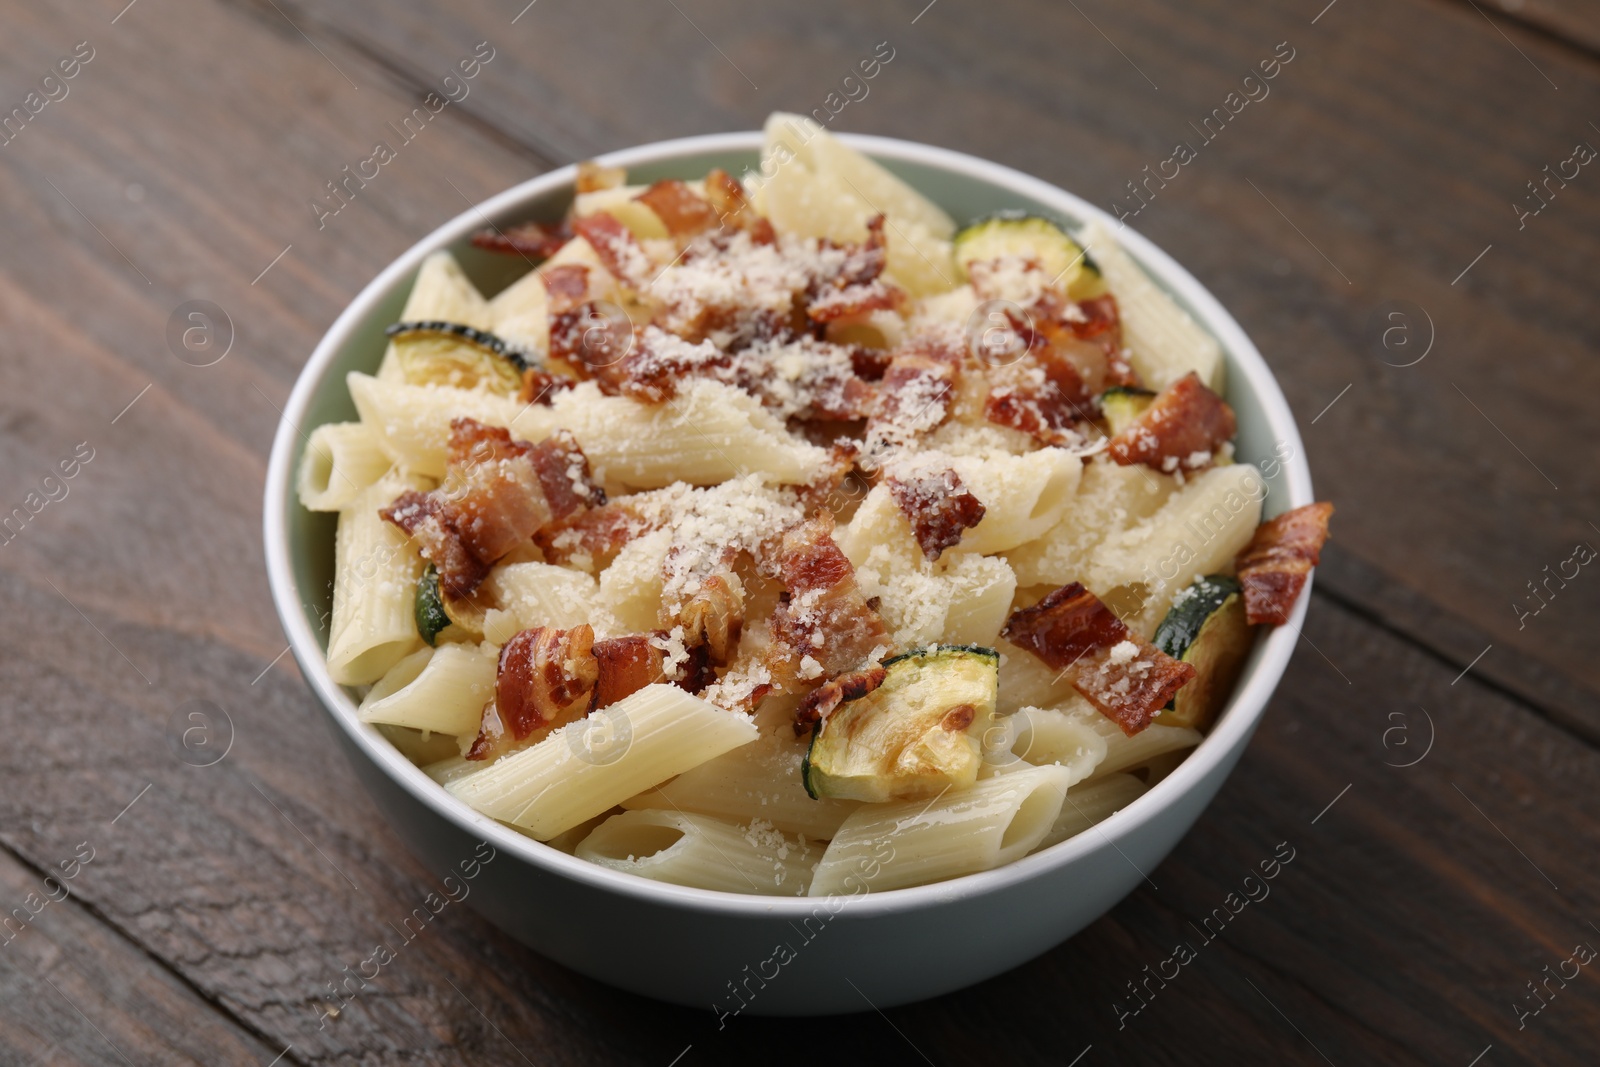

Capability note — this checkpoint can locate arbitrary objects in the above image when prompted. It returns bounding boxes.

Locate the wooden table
[3,0,1597,1062]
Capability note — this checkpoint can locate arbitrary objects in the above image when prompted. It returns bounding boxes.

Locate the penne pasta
[1081,222,1224,392]
[296,422,393,512]
[359,642,496,736]
[1034,773,1148,852]
[576,809,816,895]
[623,731,861,840]
[808,765,1072,896]
[445,684,759,840]
[327,472,426,685]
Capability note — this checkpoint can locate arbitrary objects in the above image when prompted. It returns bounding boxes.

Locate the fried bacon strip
[1107,371,1236,473]
[885,462,987,561]
[1002,582,1195,735]
[634,179,721,237]
[548,300,636,379]
[795,441,863,520]
[806,215,898,324]
[864,327,964,460]
[470,627,711,761]
[534,500,652,570]
[981,327,1095,446]
[793,664,887,737]
[540,264,596,314]
[380,420,603,599]
[1235,502,1334,625]
[702,168,775,243]
[471,220,571,260]
[762,514,891,691]
[571,212,654,289]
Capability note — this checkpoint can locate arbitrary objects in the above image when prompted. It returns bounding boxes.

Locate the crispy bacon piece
[982,341,1094,445]
[518,367,575,406]
[470,625,598,760]
[886,463,987,561]
[548,301,636,378]
[702,168,774,242]
[575,160,625,193]
[470,626,712,761]
[807,281,903,323]
[534,500,652,570]
[793,665,887,737]
[471,220,571,260]
[864,328,964,460]
[588,634,668,712]
[381,491,488,599]
[599,326,728,403]
[540,264,595,314]
[1107,371,1236,473]
[1002,582,1195,735]
[571,213,653,289]
[1235,502,1334,625]
[498,626,596,738]
[635,179,721,237]
[795,441,863,519]
[762,515,891,689]
[380,420,602,598]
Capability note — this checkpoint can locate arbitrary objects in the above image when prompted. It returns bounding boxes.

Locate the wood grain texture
[265,0,1600,740]
[0,0,1597,1064]
[0,841,280,1066]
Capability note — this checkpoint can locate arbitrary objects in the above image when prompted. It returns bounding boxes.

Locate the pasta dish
[297,114,1332,897]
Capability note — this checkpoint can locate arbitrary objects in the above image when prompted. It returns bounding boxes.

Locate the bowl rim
[264,129,1314,917]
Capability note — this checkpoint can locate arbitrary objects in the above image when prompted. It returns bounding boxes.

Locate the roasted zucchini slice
[803,645,999,802]
[414,564,452,647]
[1099,385,1156,435]
[385,321,532,395]
[953,212,1103,297]
[1151,575,1254,731]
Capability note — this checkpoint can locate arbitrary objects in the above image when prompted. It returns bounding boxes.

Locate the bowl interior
[270,132,1310,912]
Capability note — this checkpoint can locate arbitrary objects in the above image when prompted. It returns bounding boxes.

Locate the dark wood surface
[1,0,1596,1062]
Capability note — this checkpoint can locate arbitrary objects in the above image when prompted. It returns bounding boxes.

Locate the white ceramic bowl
[264,132,1314,1015]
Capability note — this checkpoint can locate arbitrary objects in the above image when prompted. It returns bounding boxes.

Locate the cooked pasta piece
[808,764,1072,896]
[445,684,758,840]
[1008,704,1109,785]
[488,264,552,356]
[359,642,497,736]
[1005,457,1177,588]
[485,561,601,632]
[543,810,616,855]
[577,809,815,895]
[1081,222,1223,392]
[623,731,861,840]
[327,472,426,685]
[538,380,827,488]
[422,754,480,787]
[348,371,530,477]
[297,422,393,512]
[1034,773,1148,851]
[1089,462,1265,629]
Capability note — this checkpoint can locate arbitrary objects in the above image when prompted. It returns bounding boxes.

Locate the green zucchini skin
[1098,385,1157,434]
[953,212,1101,296]
[414,564,451,647]
[385,320,536,372]
[1152,575,1254,731]
[802,645,999,802]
